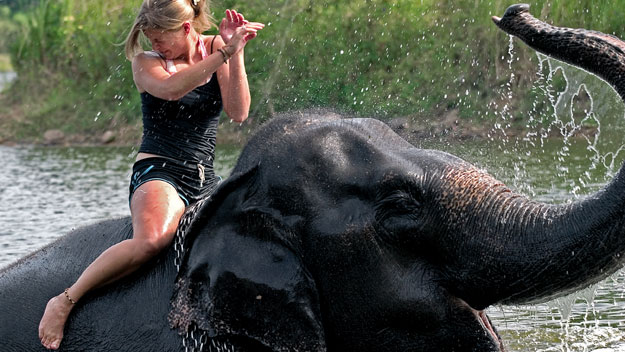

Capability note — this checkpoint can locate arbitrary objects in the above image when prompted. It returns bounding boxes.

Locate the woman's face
[144,27,187,60]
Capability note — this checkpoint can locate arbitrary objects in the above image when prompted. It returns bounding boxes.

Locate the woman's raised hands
[219,9,265,49]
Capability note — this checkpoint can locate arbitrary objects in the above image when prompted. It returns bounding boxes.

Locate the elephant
[2,3,625,351]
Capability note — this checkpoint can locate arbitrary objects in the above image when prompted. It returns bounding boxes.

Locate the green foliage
[0,5,18,59]
[2,0,40,13]
[211,0,624,123]
[3,0,625,139]
[6,0,140,137]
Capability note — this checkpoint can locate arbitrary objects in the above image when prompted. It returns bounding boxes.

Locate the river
[1,135,625,351]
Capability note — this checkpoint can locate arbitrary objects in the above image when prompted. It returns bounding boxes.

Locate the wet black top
[139,76,222,165]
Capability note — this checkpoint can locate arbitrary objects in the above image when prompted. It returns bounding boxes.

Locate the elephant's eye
[374,188,423,243]
[376,186,421,208]
[386,190,421,210]
[375,189,422,221]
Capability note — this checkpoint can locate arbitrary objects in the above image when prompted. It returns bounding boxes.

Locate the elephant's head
[169,5,625,352]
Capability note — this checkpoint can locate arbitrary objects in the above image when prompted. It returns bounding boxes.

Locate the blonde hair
[124,0,216,60]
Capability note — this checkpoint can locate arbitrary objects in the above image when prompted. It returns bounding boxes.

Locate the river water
[1,136,625,351]
[0,145,239,266]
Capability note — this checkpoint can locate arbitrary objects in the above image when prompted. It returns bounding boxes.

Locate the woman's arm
[214,37,251,123]
[132,12,261,101]
[216,10,264,123]
[132,51,226,101]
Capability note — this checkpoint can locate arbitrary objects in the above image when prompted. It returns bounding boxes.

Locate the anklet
[64,288,76,304]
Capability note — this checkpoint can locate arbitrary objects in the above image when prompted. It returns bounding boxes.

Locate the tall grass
[0,6,18,71]
[204,0,625,123]
[3,0,624,141]
[6,0,139,139]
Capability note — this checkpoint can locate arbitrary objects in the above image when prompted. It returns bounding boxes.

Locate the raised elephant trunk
[442,4,625,309]
[493,4,625,101]
[438,164,625,309]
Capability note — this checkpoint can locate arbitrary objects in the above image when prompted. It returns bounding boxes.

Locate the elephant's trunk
[493,4,625,100]
[438,165,625,309]
[441,5,625,309]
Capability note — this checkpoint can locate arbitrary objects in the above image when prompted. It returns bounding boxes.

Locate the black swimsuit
[129,37,222,206]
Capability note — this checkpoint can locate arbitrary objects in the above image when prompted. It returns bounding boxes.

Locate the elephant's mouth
[168,276,211,334]
[475,309,504,351]
[459,298,505,351]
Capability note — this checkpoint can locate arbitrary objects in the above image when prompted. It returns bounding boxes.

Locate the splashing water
[490,31,625,198]
[486,26,625,352]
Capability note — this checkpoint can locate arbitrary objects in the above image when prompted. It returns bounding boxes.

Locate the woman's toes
[50,339,61,350]
[39,294,72,350]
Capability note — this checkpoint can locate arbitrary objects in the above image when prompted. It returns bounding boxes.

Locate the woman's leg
[38,180,186,350]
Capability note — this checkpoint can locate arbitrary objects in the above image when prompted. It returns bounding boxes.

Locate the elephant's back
[0,217,182,351]
[0,217,134,286]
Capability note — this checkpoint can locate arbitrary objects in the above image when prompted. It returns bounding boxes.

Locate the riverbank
[0,85,257,147]
[0,102,599,149]
[0,66,600,148]
[0,98,493,147]
[0,110,256,147]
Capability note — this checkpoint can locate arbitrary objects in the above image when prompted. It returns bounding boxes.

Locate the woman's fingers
[223,9,264,26]
[246,22,265,30]
[233,26,255,38]
[244,32,258,42]
[230,27,258,47]
[221,10,264,47]
[226,9,243,25]
[226,9,234,23]
[242,28,259,43]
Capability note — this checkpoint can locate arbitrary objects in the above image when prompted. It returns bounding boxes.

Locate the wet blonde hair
[124,0,216,60]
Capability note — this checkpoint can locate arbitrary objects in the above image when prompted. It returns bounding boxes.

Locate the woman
[38,0,264,349]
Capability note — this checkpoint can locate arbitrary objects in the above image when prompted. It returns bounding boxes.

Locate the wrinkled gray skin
[2,4,625,351]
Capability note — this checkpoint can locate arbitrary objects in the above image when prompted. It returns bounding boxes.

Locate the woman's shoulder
[134,50,163,61]
[202,34,225,52]
[132,50,166,68]
[142,50,163,57]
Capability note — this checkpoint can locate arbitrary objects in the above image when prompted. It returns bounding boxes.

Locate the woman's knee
[134,233,174,260]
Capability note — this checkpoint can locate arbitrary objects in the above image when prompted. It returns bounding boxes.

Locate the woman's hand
[219,9,264,51]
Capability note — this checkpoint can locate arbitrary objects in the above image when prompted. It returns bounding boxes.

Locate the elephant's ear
[170,164,327,351]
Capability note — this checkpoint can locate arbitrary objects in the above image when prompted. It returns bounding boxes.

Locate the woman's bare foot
[38,293,75,350]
